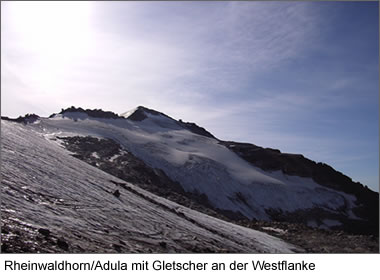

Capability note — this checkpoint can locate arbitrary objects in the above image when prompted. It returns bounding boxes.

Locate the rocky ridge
[221,141,379,236]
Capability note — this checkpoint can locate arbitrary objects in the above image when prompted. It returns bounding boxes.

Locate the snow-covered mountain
[1,106,378,252]
[1,118,301,253]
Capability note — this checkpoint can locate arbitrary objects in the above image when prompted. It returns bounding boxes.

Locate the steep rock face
[178,119,216,139]
[50,106,124,119]
[221,141,379,235]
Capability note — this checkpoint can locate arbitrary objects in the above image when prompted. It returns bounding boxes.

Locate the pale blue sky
[1,1,378,191]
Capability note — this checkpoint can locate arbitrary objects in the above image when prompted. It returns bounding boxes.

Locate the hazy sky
[1,1,378,191]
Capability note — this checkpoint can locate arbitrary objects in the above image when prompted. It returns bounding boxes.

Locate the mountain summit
[121,106,173,121]
[121,106,216,138]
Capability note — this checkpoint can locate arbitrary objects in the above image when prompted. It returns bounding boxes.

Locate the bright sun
[4,1,93,88]
[7,1,92,59]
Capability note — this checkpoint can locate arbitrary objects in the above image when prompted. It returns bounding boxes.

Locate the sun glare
[5,1,93,88]
[7,1,92,60]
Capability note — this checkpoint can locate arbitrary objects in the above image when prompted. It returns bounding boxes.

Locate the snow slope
[1,120,301,253]
[24,109,359,225]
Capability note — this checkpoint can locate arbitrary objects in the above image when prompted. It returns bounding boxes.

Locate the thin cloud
[2,2,320,115]
[1,1,378,190]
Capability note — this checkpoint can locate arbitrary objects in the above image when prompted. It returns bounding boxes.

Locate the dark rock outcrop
[38,228,50,237]
[1,114,40,124]
[57,238,69,251]
[178,119,216,139]
[51,106,124,119]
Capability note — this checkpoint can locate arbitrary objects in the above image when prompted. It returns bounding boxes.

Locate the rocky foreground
[241,221,378,253]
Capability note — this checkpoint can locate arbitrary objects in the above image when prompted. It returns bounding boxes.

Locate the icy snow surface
[28,111,358,221]
[1,120,301,253]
